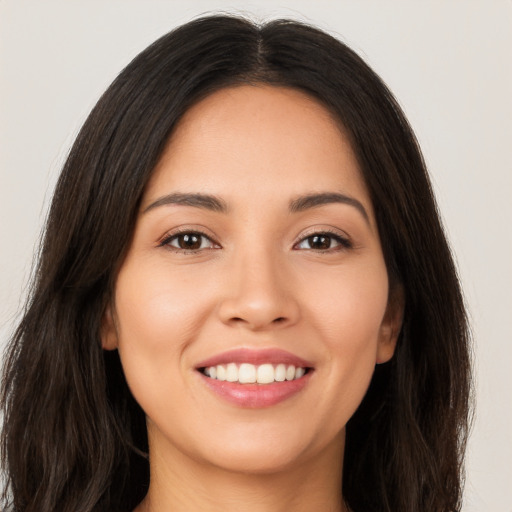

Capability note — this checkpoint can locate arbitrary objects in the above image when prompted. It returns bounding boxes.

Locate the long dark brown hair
[1,14,472,512]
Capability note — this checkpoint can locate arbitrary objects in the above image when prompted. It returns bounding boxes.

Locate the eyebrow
[143,191,369,224]
[289,192,370,224]
[143,193,228,214]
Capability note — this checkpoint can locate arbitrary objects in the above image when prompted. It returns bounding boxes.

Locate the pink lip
[195,348,313,369]
[198,371,312,408]
[195,348,314,408]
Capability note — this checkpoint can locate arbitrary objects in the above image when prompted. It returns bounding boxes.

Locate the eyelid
[158,226,221,252]
[157,225,352,253]
[292,227,353,251]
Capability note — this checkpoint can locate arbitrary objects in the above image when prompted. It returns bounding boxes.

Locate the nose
[217,248,300,331]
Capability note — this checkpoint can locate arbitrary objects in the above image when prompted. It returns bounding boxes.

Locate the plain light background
[1,1,511,510]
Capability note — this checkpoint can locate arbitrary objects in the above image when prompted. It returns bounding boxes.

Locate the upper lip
[195,348,314,369]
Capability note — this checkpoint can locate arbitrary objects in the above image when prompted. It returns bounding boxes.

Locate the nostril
[229,316,287,326]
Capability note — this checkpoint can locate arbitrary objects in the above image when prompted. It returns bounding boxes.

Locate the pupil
[179,234,201,250]
[310,235,330,249]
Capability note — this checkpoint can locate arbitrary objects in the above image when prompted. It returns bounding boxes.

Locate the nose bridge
[218,238,299,330]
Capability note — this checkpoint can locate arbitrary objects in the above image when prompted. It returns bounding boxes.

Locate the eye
[160,231,218,252]
[294,232,351,251]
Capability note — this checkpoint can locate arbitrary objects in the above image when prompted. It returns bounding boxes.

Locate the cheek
[114,261,215,350]
[111,261,218,408]
[305,258,389,345]
[321,290,386,383]
[304,261,389,412]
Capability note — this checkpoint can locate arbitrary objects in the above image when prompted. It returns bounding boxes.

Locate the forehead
[144,85,372,214]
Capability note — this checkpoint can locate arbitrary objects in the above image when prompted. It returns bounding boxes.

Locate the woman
[1,14,471,512]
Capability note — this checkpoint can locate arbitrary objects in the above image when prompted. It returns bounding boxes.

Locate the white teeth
[275,364,286,382]
[256,363,274,384]
[203,363,307,384]
[226,363,238,382]
[238,363,256,383]
[216,365,226,381]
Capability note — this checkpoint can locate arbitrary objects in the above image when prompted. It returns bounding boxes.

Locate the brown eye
[295,232,351,251]
[163,232,217,252]
[307,234,331,250]
[177,233,202,250]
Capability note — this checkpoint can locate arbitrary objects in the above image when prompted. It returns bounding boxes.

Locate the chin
[193,422,343,476]
[207,443,309,475]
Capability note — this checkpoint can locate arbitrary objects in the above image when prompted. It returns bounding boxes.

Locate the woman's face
[103,85,402,475]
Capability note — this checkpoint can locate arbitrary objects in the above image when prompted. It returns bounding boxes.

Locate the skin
[102,85,403,512]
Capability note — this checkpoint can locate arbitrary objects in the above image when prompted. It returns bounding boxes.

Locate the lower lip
[199,371,312,408]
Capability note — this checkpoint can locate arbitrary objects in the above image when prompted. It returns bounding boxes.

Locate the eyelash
[158,229,220,254]
[159,228,352,254]
[293,229,353,252]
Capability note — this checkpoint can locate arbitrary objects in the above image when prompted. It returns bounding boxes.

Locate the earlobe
[101,305,119,351]
[376,284,405,364]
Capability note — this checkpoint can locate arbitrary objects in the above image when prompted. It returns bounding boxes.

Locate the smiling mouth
[199,363,311,384]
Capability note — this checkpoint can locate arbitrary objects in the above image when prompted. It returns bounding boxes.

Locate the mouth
[195,348,314,408]
[199,363,310,384]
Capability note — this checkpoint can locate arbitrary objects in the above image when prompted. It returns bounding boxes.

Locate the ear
[376,284,405,364]
[101,304,119,351]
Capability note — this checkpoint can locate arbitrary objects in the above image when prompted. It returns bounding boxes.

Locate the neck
[135,429,347,512]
